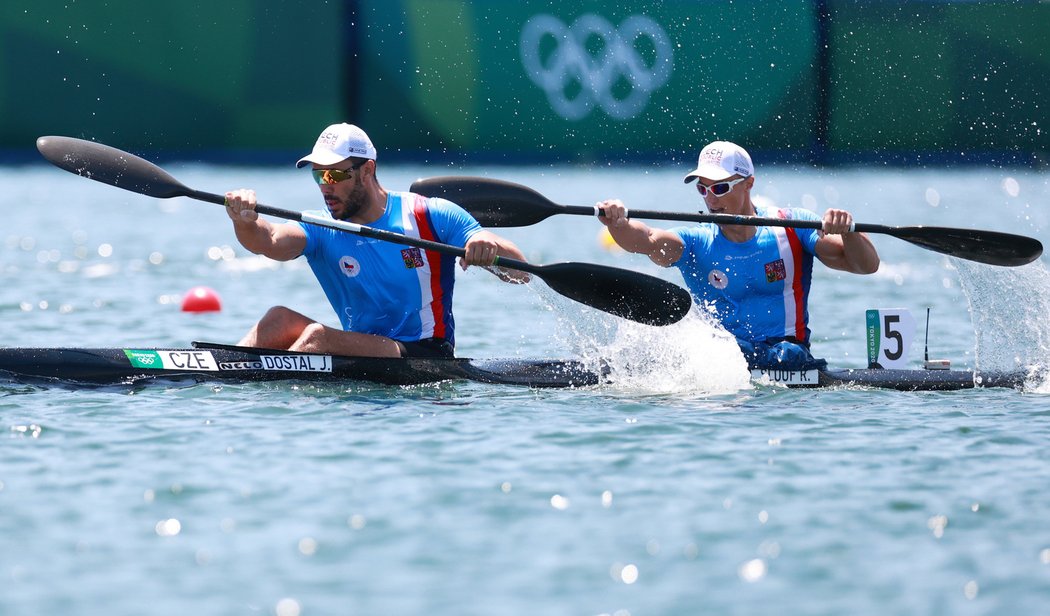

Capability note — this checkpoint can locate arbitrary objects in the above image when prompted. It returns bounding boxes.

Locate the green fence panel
[3,1,1045,160]
[0,1,342,153]
[827,1,1050,156]
[355,0,819,159]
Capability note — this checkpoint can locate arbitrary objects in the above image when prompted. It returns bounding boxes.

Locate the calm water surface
[3,163,1050,615]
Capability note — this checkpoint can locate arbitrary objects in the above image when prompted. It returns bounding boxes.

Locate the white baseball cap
[683,141,753,183]
[295,123,377,168]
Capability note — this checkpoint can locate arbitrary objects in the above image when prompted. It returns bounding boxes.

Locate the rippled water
[3,163,1050,615]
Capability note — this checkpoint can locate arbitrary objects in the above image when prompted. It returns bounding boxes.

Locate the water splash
[533,282,750,394]
[951,258,1050,389]
[597,313,752,395]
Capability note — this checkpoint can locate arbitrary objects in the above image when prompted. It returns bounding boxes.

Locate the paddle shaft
[553,203,842,231]
[192,188,537,273]
[553,203,994,239]
[550,204,1040,266]
[576,204,972,239]
[410,176,1043,267]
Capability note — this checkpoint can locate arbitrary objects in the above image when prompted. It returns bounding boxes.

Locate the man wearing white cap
[596,141,880,370]
[223,123,527,358]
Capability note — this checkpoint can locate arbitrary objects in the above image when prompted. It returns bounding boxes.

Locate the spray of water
[532,284,752,395]
[951,258,1050,390]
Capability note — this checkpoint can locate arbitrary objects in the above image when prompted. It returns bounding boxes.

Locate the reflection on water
[3,164,1050,616]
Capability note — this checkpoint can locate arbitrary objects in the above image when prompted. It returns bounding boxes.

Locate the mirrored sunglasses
[696,176,747,198]
[312,163,363,185]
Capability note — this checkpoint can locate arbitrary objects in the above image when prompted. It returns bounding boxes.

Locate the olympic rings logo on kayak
[519,13,674,121]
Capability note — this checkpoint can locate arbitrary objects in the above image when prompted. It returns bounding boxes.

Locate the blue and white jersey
[294,191,481,345]
[672,203,822,344]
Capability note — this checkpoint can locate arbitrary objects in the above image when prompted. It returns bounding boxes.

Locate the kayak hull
[818,367,1027,391]
[0,343,1030,391]
[0,344,603,388]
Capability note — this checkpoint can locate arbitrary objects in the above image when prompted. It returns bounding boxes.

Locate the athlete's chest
[320,234,434,283]
[702,231,793,295]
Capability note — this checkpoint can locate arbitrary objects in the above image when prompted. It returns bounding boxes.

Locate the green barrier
[0,1,341,152]
[356,0,819,157]
[1,1,1046,160]
[827,1,1050,154]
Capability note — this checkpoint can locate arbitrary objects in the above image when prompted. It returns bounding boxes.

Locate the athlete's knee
[259,305,302,326]
[261,305,292,319]
[290,323,327,351]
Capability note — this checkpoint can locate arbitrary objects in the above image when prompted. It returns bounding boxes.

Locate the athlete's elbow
[648,251,676,268]
[856,257,880,275]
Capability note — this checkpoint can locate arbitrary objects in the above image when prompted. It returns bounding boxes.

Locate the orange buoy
[181,286,222,312]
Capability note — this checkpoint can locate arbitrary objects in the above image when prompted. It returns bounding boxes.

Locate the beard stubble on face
[327,181,368,221]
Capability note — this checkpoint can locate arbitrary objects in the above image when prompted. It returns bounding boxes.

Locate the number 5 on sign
[866,309,916,369]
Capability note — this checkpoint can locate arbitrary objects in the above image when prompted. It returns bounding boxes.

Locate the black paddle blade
[36,136,189,199]
[411,176,558,227]
[536,262,692,326]
[887,226,1043,267]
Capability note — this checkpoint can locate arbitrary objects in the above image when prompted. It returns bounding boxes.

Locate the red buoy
[181,286,222,313]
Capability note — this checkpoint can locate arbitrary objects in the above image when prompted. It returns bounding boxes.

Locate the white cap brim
[295,150,348,168]
[683,162,734,183]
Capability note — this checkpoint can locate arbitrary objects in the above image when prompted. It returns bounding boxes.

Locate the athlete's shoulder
[396,191,459,213]
[757,202,820,222]
[412,193,479,227]
[673,223,716,240]
[670,224,715,260]
[423,195,464,212]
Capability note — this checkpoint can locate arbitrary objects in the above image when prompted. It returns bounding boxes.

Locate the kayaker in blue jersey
[596,141,880,370]
[224,123,528,358]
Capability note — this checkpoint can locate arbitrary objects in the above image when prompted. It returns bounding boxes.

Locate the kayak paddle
[35,136,692,326]
[410,176,1043,267]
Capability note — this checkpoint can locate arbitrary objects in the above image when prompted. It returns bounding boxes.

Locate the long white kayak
[0,342,1030,391]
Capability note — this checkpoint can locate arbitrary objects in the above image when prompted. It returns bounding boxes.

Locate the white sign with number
[866,309,915,369]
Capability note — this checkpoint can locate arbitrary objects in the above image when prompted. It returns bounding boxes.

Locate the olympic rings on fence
[520,13,674,121]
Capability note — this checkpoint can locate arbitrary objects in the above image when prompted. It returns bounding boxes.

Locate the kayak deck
[818,367,1027,391]
[0,343,605,388]
[0,343,1031,391]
